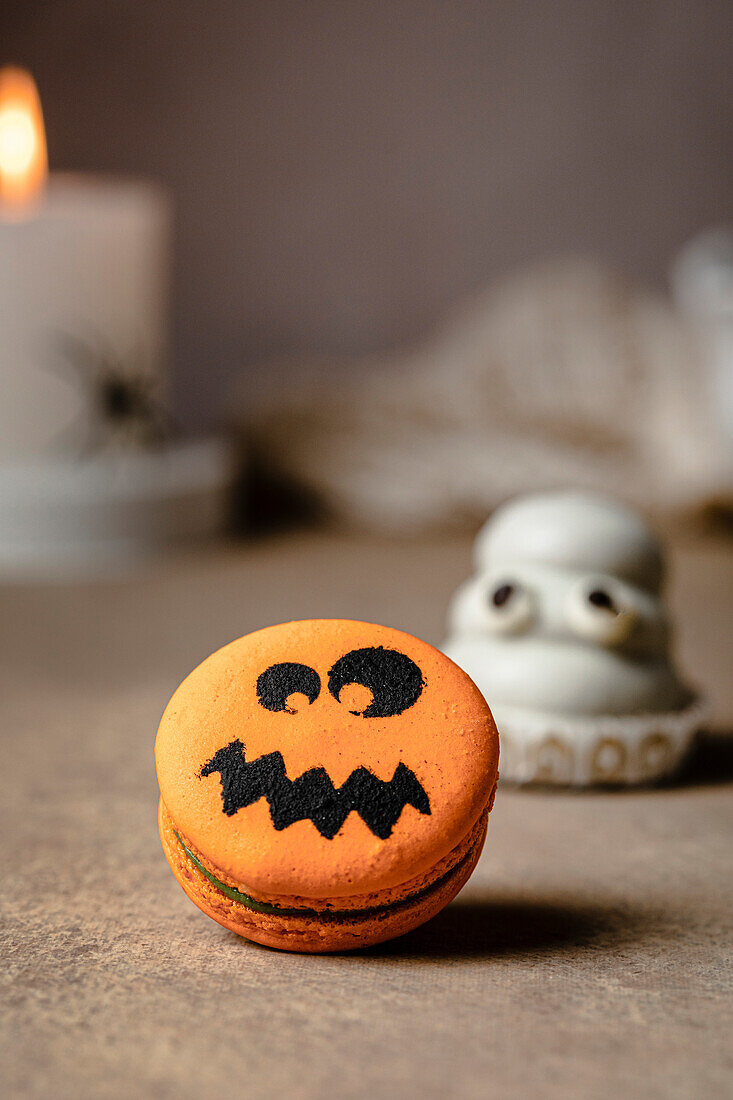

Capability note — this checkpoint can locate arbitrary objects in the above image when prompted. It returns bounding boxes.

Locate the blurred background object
[1,0,732,549]
[672,227,733,500]
[248,258,723,531]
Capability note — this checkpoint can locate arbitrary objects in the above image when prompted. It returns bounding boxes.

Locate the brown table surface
[2,531,732,1099]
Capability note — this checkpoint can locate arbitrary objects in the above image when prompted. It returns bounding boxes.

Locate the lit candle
[0,67,171,462]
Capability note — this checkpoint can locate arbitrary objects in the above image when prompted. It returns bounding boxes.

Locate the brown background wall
[2,0,732,426]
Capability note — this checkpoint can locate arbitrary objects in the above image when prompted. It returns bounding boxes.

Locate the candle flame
[0,67,48,207]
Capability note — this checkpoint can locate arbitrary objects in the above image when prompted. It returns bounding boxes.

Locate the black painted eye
[588,589,617,613]
[256,663,321,713]
[328,647,424,717]
[491,583,514,608]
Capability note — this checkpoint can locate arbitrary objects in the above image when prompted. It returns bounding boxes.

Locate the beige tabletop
[2,531,732,1099]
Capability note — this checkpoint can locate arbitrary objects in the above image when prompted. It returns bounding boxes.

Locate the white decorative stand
[0,437,235,575]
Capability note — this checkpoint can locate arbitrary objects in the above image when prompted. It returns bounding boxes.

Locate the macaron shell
[160,798,489,953]
[156,619,498,898]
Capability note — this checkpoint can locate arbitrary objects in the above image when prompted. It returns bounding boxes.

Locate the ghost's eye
[566,581,636,645]
[492,583,514,607]
[588,588,615,611]
[328,647,424,717]
[484,580,534,634]
[257,663,321,713]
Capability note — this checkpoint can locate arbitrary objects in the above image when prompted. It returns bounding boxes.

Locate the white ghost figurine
[444,491,707,786]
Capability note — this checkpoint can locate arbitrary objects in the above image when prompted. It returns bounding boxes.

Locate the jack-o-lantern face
[155,619,497,899]
[201,646,429,840]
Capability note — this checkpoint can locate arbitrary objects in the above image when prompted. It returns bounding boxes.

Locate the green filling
[176,833,322,916]
[174,830,470,923]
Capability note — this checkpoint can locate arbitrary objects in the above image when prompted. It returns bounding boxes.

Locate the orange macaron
[155,619,499,952]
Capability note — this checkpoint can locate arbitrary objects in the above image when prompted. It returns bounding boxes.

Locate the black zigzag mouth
[200,739,431,840]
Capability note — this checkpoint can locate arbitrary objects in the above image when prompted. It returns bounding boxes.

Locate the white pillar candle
[0,69,231,573]
[0,70,171,463]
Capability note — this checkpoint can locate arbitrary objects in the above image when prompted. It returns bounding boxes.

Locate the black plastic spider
[47,331,175,454]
